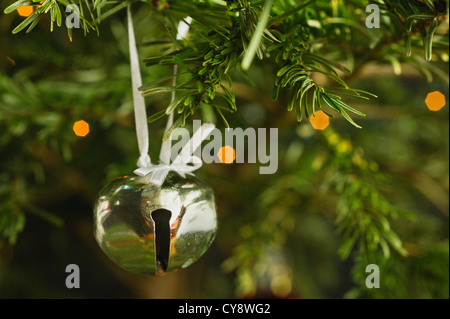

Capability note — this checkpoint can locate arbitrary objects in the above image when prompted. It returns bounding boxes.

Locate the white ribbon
[127,7,211,186]
[127,5,151,168]
[134,123,215,186]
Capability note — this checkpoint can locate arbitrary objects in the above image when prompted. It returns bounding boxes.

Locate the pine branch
[321,129,412,261]
[371,0,448,60]
[4,0,448,127]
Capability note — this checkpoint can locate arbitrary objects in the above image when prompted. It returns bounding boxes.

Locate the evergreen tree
[0,0,448,298]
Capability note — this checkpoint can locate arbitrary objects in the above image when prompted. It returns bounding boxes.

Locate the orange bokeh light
[73,120,90,137]
[217,146,236,164]
[309,110,330,130]
[425,91,446,111]
[17,5,33,17]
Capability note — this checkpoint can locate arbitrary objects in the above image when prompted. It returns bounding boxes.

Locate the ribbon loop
[128,6,150,167]
[128,7,212,187]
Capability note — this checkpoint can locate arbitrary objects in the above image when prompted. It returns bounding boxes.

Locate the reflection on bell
[93,171,218,276]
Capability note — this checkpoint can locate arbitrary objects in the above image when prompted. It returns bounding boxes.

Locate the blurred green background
[0,3,448,299]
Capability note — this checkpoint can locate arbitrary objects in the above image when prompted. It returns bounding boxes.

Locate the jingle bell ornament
[93,8,217,276]
[93,170,217,276]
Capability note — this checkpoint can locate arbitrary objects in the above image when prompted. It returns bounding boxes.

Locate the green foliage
[0,0,448,298]
[5,0,447,129]
[321,129,411,260]
[347,239,449,298]
[0,174,25,246]
[372,0,448,60]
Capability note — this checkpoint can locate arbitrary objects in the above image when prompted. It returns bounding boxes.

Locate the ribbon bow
[133,123,215,186]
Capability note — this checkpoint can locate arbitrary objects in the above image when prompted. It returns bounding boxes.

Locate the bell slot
[151,209,172,272]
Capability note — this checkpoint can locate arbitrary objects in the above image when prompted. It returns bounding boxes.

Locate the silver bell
[93,171,218,276]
